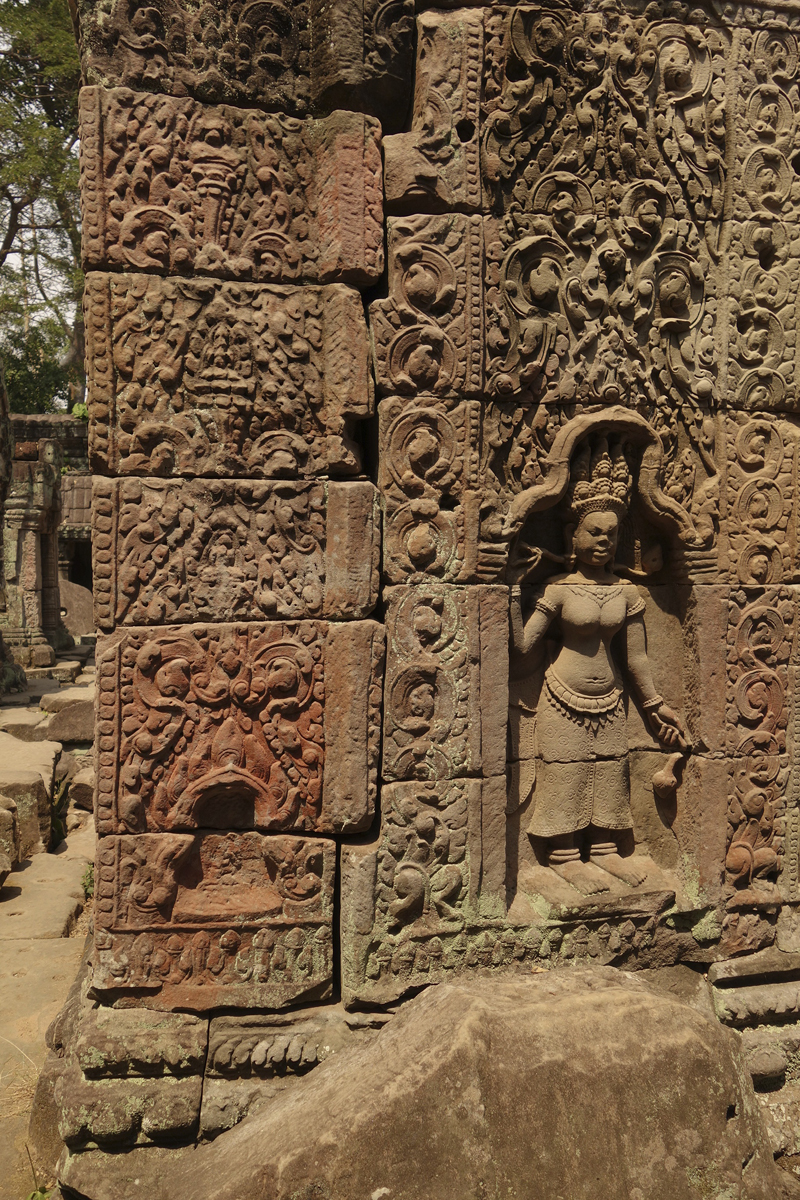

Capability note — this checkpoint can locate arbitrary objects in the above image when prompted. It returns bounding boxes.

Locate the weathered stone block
[382,584,507,781]
[383,10,483,214]
[55,1059,202,1147]
[74,1008,208,1078]
[370,214,483,399]
[93,478,379,629]
[94,620,384,835]
[341,776,507,1008]
[76,0,414,132]
[79,88,383,285]
[84,273,373,479]
[93,831,335,1009]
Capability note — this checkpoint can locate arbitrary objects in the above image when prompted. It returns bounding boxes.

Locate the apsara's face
[573,510,619,568]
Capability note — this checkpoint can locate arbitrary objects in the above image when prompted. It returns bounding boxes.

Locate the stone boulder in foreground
[61,967,800,1200]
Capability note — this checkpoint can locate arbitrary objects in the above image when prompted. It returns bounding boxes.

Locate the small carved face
[573,511,619,568]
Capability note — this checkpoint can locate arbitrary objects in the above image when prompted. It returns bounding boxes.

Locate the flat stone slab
[0,936,87,1198]
[40,684,95,713]
[0,733,62,788]
[0,851,89,939]
[0,707,49,740]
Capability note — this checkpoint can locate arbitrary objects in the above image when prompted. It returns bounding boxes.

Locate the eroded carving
[93,478,379,628]
[84,273,372,478]
[79,87,383,284]
[93,831,335,1008]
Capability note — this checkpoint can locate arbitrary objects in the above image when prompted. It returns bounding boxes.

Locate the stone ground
[0,656,96,1200]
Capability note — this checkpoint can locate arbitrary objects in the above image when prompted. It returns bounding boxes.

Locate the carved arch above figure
[502,406,712,571]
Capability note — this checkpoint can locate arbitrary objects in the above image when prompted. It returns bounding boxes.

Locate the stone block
[40,700,94,745]
[60,578,94,638]
[370,214,484,399]
[384,10,482,214]
[341,776,508,1008]
[41,684,96,713]
[93,478,379,630]
[0,852,88,939]
[382,584,507,781]
[85,273,374,480]
[55,1060,202,1148]
[0,732,61,855]
[94,620,384,835]
[76,0,414,132]
[68,767,95,812]
[79,89,383,286]
[93,831,335,1009]
[59,971,796,1200]
[378,395,506,584]
[75,1008,207,1078]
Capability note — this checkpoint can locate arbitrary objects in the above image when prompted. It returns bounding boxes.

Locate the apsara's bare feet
[590,851,648,887]
[550,859,611,895]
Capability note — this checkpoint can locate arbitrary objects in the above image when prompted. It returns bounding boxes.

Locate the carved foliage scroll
[341,777,507,1007]
[84,273,372,479]
[382,584,508,782]
[95,621,384,836]
[725,415,799,586]
[724,588,795,906]
[94,831,335,1009]
[370,214,483,399]
[729,28,800,415]
[79,87,383,285]
[92,478,379,628]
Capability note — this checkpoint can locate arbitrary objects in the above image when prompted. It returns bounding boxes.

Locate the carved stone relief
[93,831,335,1008]
[370,214,484,399]
[79,87,383,284]
[84,273,373,478]
[93,478,379,628]
[95,620,384,836]
[381,584,508,782]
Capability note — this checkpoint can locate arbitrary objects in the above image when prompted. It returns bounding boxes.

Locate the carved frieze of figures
[382,584,507,781]
[93,478,379,628]
[76,0,414,132]
[84,274,372,478]
[370,214,483,399]
[725,588,794,905]
[79,88,383,284]
[93,831,335,1009]
[95,621,384,835]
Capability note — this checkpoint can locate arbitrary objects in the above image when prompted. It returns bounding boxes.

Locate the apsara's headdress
[566,436,632,522]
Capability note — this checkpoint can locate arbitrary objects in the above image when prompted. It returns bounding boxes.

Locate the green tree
[0,0,82,412]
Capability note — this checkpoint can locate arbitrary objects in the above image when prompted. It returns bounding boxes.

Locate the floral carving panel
[95,620,384,836]
[370,214,483,399]
[92,478,379,628]
[94,831,335,1009]
[382,584,508,781]
[84,273,372,478]
[340,778,508,1007]
[79,87,383,285]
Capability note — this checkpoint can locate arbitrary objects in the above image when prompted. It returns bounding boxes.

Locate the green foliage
[0,1,83,412]
[81,861,94,898]
[1,322,75,412]
[71,400,88,420]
